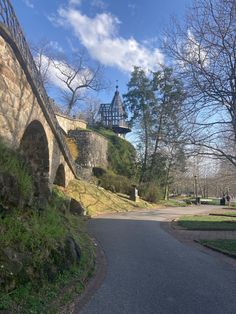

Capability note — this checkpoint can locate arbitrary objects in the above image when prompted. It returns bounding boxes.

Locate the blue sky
[12,0,191,105]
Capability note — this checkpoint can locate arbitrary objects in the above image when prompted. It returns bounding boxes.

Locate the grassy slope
[159,199,187,207]
[0,191,95,313]
[91,127,136,178]
[200,240,236,257]
[177,215,236,230]
[210,211,236,217]
[65,180,157,217]
[177,212,236,258]
[178,211,236,258]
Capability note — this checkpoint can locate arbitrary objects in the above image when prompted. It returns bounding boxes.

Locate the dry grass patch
[65,180,156,216]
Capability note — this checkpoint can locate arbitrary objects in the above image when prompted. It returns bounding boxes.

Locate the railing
[0,0,77,176]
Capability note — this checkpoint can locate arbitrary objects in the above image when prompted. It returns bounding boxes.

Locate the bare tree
[51,52,105,115]
[76,97,101,125]
[32,41,106,115]
[163,0,236,166]
[31,39,54,86]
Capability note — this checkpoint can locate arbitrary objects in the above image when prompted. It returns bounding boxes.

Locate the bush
[139,182,163,203]
[100,174,132,195]
[93,168,134,195]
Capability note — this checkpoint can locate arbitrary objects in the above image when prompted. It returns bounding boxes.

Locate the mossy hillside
[92,127,136,178]
[66,179,156,216]
[0,142,95,311]
[0,188,95,313]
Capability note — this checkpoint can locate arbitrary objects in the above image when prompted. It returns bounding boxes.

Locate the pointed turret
[99,86,131,137]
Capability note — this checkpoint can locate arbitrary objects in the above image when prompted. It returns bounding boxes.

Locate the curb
[160,220,236,266]
[59,226,107,314]
[194,240,236,260]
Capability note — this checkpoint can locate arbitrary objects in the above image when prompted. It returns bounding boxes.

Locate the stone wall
[68,130,108,179]
[56,113,87,134]
[0,33,75,190]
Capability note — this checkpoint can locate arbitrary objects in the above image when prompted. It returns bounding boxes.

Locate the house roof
[110,88,125,116]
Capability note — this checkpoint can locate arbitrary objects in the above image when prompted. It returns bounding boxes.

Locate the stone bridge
[0,0,77,201]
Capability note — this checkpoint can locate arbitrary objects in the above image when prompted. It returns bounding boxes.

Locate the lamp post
[194,175,199,205]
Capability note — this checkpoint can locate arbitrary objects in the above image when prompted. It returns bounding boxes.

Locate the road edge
[160,220,236,268]
[59,222,107,314]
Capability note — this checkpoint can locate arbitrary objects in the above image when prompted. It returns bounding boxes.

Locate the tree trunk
[140,120,149,183]
[151,114,163,169]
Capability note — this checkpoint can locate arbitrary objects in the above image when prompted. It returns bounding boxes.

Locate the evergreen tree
[123,67,156,181]
[124,66,186,199]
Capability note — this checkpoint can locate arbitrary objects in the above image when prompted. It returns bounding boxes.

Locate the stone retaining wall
[56,113,87,134]
[68,130,108,179]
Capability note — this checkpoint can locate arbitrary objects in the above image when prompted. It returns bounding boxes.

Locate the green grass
[199,240,236,257]
[204,199,221,205]
[0,207,66,251]
[178,215,236,230]
[0,259,94,313]
[66,179,156,217]
[210,212,236,217]
[0,215,95,313]
[91,126,136,178]
[0,189,95,313]
[184,198,222,205]
[159,199,188,207]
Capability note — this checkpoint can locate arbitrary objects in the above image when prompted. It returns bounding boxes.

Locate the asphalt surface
[79,206,236,314]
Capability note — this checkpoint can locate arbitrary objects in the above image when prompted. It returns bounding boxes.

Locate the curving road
[78,206,236,314]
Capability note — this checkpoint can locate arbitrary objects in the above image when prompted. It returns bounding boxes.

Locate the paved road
[79,206,236,314]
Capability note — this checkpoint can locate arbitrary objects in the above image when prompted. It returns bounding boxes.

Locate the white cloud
[91,0,107,10]
[35,54,65,90]
[54,7,164,73]
[48,41,64,53]
[142,37,159,47]
[66,37,79,53]
[23,0,34,9]
[128,3,136,16]
[36,54,91,93]
[128,3,136,9]
[69,0,82,6]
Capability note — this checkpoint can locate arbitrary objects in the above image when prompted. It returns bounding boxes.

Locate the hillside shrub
[139,182,163,203]
[93,167,133,195]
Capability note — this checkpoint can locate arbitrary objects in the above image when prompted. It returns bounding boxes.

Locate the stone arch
[53,164,66,187]
[20,120,50,206]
